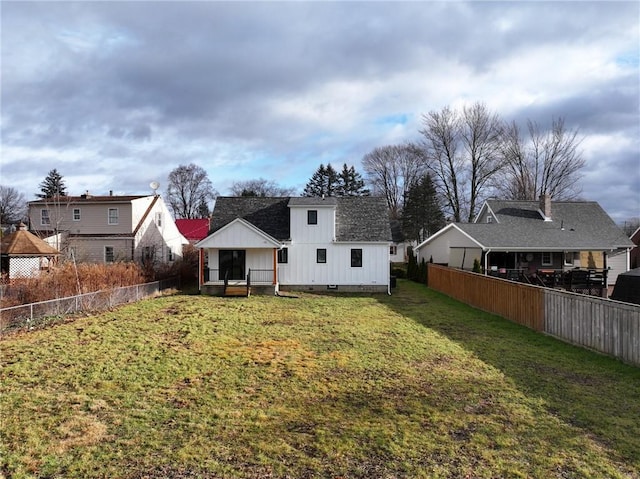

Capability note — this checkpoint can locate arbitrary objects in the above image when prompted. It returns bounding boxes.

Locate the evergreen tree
[336,163,370,196]
[303,164,339,197]
[37,169,67,198]
[196,198,211,218]
[402,173,445,244]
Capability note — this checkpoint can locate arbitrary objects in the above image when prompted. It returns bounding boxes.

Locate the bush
[0,262,146,308]
[473,258,482,273]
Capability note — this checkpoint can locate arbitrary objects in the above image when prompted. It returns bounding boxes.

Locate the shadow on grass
[378,280,640,469]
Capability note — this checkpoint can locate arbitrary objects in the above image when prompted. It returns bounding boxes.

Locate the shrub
[0,262,146,308]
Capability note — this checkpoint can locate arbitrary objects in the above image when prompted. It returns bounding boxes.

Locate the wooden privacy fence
[427,264,545,332]
[427,264,640,366]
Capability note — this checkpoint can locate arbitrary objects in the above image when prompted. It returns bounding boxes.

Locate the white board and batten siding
[200,219,280,271]
[289,204,335,243]
[278,242,389,287]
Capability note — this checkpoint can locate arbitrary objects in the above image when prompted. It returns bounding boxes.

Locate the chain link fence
[0,277,179,335]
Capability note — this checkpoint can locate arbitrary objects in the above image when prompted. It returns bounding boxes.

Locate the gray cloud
[1,1,638,221]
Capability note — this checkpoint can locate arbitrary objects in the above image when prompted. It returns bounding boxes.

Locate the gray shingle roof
[209,196,392,243]
[460,200,634,250]
[210,197,291,240]
[335,196,392,242]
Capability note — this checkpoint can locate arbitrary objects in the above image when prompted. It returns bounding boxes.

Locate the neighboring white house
[415,195,634,288]
[196,196,393,295]
[27,192,188,265]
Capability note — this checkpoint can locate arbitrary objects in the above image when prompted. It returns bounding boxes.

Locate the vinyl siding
[289,206,335,243]
[278,243,389,286]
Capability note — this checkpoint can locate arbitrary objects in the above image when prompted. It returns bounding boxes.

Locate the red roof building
[175,219,210,243]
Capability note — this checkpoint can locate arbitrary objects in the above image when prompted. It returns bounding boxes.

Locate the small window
[277,247,288,264]
[564,251,574,266]
[108,208,119,225]
[486,215,493,224]
[390,245,397,256]
[73,208,81,221]
[168,247,174,262]
[105,246,115,263]
[41,209,50,226]
[316,248,326,263]
[542,252,552,266]
[307,210,318,225]
[351,248,363,267]
[155,212,162,227]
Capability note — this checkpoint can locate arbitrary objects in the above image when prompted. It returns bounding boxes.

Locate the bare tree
[497,117,585,200]
[420,102,505,222]
[230,178,297,197]
[0,186,27,225]
[361,143,426,219]
[166,164,217,219]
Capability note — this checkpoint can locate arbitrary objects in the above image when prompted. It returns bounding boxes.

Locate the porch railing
[247,269,274,284]
[205,269,274,284]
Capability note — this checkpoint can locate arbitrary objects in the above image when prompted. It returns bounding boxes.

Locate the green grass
[1,280,639,478]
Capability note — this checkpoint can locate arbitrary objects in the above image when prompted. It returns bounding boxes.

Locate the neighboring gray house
[28,192,188,265]
[415,195,634,287]
[196,196,393,295]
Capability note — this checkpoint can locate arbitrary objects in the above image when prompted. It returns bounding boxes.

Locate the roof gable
[197,218,281,248]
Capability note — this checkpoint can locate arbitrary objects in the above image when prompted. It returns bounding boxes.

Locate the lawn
[1,280,639,479]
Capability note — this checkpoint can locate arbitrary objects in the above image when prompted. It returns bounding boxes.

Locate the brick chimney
[539,194,552,221]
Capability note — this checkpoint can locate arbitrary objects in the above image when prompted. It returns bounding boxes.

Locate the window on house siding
[390,245,397,256]
[108,208,119,225]
[41,209,50,226]
[316,248,326,263]
[542,252,552,266]
[105,246,115,263]
[155,212,162,227]
[486,215,493,223]
[73,208,81,221]
[168,247,174,261]
[564,251,574,266]
[307,210,318,225]
[277,247,288,264]
[351,248,363,267]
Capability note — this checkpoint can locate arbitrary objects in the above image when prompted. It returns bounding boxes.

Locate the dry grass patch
[1,283,639,478]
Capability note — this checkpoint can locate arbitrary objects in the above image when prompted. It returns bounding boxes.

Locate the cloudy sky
[1,1,638,222]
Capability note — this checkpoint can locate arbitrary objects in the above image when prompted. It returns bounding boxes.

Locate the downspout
[484,249,491,275]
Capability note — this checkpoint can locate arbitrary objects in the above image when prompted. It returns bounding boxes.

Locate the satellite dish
[150,181,160,195]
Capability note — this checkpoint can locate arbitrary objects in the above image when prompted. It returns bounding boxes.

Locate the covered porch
[199,247,279,296]
[195,217,284,297]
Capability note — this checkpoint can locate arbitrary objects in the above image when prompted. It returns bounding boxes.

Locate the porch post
[199,248,205,286]
[272,248,277,285]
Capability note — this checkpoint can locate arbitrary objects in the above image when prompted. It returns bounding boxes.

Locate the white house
[196,196,393,295]
[415,195,634,290]
[28,192,188,265]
